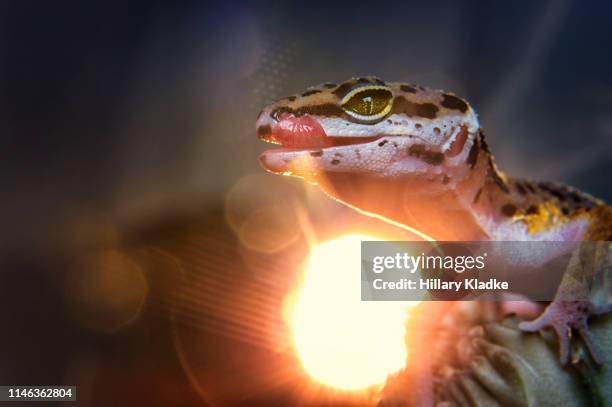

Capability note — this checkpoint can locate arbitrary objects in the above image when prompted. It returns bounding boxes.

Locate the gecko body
[255,77,612,365]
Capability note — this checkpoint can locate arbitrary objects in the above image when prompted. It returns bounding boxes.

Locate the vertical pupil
[362,96,373,114]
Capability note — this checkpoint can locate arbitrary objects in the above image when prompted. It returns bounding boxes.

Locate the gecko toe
[519,300,610,365]
[553,323,572,365]
[577,322,603,365]
[518,316,548,332]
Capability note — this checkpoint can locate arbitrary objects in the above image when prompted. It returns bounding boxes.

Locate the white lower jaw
[258,134,388,173]
[259,135,403,176]
[258,146,328,175]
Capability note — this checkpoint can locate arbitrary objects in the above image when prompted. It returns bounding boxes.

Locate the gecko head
[257,77,481,199]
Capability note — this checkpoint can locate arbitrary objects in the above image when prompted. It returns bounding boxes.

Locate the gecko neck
[465,132,604,242]
[319,133,603,242]
[428,146,603,242]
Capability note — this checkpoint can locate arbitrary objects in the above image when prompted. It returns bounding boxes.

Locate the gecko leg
[519,300,612,365]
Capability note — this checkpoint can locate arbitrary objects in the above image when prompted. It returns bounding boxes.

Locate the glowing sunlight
[287,234,417,391]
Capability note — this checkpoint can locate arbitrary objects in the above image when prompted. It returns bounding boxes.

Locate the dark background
[0,1,610,406]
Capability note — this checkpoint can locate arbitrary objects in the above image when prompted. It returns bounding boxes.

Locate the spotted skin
[256,77,612,367]
[257,76,480,183]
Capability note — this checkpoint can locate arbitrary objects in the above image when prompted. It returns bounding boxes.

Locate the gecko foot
[519,300,612,365]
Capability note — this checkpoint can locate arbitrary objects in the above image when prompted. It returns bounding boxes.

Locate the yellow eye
[341,86,392,122]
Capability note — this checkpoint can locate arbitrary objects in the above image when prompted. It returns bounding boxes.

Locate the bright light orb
[288,234,413,391]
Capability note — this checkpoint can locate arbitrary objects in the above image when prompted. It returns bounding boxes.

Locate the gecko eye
[341,86,392,122]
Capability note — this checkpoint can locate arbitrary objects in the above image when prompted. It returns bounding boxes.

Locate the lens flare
[287,234,416,391]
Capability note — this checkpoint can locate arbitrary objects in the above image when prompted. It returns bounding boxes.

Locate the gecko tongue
[276,113,329,148]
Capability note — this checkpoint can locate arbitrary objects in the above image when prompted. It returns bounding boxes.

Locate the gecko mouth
[259,113,382,150]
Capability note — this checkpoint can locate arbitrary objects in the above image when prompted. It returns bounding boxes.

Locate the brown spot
[415,123,422,129]
[441,94,468,113]
[416,103,439,119]
[322,82,336,88]
[479,131,491,154]
[334,152,343,157]
[538,182,566,201]
[257,125,272,138]
[391,96,439,119]
[331,159,341,165]
[302,89,321,97]
[309,150,323,157]
[501,204,517,217]
[400,84,417,93]
[515,182,527,195]
[525,182,537,194]
[568,191,583,203]
[274,104,346,119]
[466,133,481,168]
[378,140,388,147]
[442,175,451,185]
[286,96,297,102]
[490,163,510,193]
[298,103,346,117]
[332,82,356,98]
[473,188,483,204]
[354,149,361,159]
[356,77,370,84]
[386,119,393,124]
[562,207,570,215]
[433,127,441,135]
[526,205,539,215]
[408,144,445,165]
